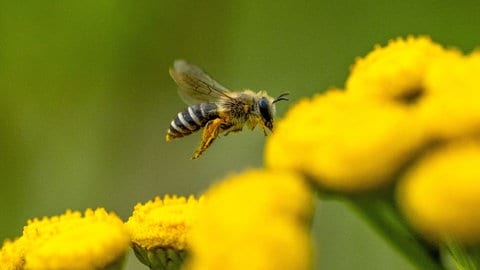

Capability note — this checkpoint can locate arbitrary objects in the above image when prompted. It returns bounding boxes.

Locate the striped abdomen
[166,103,219,140]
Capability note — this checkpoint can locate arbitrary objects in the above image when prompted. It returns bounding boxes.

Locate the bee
[166,60,289,159]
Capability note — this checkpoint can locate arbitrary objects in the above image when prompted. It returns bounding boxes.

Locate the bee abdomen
[166,103,218,140]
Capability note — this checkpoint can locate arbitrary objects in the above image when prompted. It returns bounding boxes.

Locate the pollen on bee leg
[192,118,224,159]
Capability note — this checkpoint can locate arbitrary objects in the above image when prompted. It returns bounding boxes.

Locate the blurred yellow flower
[185,169,314,270]
[0,238,25,270]
[397,140,480,245]
[346,36,447,106]
[419,51,480,140]
[265,90,427,192]
[347,35,480,141]
[266,36,480,195]
[22,208,130,270]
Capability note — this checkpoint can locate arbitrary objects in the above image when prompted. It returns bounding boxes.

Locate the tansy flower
[185,169,314,270]
[347,36,480,141]
[21,208,130,270]
[125,195,202,269]
[346,36,447,106]
[265,90,428,192]
[418,51,480,140]
[397,140,480,245]
[0,238,26,270]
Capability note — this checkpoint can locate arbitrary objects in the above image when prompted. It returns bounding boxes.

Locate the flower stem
[444,240,480,270]
[347,195,444,270]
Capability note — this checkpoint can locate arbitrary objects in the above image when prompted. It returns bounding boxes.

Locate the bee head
[258,92,289,131]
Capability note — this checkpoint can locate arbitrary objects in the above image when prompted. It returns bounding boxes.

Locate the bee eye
[258,97,272,123]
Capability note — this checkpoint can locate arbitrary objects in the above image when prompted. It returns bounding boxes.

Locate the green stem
[348,195,444,270]
[444,240,480,270]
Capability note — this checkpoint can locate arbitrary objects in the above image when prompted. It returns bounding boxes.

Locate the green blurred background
[1,1,480,269]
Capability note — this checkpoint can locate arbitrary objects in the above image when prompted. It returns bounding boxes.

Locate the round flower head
[418,51,480,140]
[265,90,427,192]
[347,36,480,142]
[346,36,446,106]
[126,195,202,250]
[126,195,202,269]
[186,169,314,270]
[22,208,130,270]
[397,140,480,245]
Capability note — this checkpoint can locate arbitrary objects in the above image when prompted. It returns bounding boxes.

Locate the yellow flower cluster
[266,36,480,245]
[0,208,130,270]
[185,170,314,270]
[126,195,202,251]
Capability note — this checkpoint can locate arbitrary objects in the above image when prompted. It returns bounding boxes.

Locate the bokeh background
[1,1,480,269]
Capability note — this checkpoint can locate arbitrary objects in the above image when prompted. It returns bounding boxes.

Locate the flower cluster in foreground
[1,172,313,270]
[266,36,480,253]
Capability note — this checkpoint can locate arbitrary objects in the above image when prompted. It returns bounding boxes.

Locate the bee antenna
[273,92,289,103]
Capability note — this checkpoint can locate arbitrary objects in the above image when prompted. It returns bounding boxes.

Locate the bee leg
[253,120,268,136]
[223,125,243,136]
[247,120,267,135]
[262,127,268,136]
[192,118,224,159]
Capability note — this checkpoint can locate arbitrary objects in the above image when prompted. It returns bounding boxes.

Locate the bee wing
[169,60,233,105]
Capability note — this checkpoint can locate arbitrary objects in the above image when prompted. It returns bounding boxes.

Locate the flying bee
[166,60,289,159]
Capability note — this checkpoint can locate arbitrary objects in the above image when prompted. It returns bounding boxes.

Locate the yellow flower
[347,35,480,141]
[126,195,202,250]
[397,140,480,245]
[185,169,314,270]
[418,51,480,140]
[126,195,202,269]
[22,208,130,270]
[346,36,447,106]
[265,90,427,192]
[0,238,26,270]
